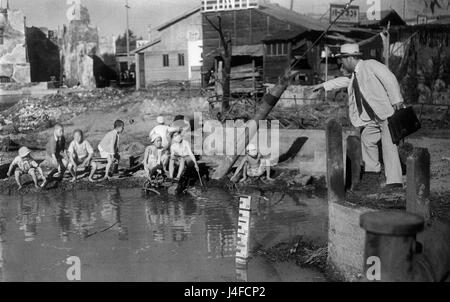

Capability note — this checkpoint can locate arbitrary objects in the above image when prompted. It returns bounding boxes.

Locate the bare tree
[205,15,232,113]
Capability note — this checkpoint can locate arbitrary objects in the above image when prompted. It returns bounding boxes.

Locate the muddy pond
[0,187,329,282]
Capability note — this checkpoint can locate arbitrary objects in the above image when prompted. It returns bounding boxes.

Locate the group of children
[144,116,199,181]
[7,115,274,190]
[7,120,125,190]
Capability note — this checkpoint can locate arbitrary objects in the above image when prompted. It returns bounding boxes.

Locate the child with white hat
[231,144,274,183]
[143,134,169,178]
[149,116,171,150]
[7,146,46,190]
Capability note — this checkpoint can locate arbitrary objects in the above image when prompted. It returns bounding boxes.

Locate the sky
[3,0,450,38]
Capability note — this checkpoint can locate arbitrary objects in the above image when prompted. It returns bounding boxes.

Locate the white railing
[201,0,258,12]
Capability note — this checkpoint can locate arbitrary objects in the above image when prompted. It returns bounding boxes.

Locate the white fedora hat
[336,43,362,58]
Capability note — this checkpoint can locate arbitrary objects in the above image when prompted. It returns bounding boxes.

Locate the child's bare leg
[169,158,175,178]
[232,163,244,182]
[68,163,77,182]
[162,155,169,173]
[103,156,113,180]
[14,170,23,190]
[28,169,40,188]
[265,165,274,181]
[240,163,248,182]
[176,158,185,179]
[88,162,97,182]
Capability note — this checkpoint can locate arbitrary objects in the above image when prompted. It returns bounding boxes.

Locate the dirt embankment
[0,88,449,209]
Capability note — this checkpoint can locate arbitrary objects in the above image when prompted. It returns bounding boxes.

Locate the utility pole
[290,0,294,11]
[125,0,130,70]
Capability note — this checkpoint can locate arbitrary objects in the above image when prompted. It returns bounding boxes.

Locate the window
[178,53,185,66]
[266,43,288,56]
[163,54,169,67]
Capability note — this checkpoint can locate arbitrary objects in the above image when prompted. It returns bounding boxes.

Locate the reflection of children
[169,131,199,181]
[232,144,274,182]
[143,135,169,178]
[7,147,46,190]
[98,120,124,181]
[67,129,97,183]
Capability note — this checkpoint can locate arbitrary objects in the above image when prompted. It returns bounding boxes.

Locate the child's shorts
[171,155,191,164]
[15,168,38,176]
[247,159,270,177]
[99,149,114,159]
[70,156,91,166]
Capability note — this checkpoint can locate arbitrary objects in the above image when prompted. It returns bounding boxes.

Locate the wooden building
[134,7,203,89]
[201,0,355,87]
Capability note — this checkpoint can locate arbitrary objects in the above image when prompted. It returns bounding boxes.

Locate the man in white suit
[313,44,404,189]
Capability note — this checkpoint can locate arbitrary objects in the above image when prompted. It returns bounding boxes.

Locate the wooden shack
[201,1,350,89]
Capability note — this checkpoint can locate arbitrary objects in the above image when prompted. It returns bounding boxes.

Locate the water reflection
[145,195,197,243]
[0,187,328,281]
[0,206,5,282]
[100,188,128,241]
[16,196,40,242]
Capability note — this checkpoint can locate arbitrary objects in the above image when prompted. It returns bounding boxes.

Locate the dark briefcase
[387,107,421,145]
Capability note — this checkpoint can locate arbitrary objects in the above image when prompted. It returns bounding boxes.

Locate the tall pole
[125,0,130,70]
[290,0,294,11]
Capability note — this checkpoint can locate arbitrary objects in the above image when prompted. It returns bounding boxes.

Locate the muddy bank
[0,168,326,197]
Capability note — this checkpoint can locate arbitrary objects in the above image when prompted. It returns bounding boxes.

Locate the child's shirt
[46,134,66,158]
[98,129,119,154]
[11,156,38,173]
[144,145,163,166]
[68,140,94,160]
[170,140,191,158]
[149,125,170,149]
[246,153,262,168]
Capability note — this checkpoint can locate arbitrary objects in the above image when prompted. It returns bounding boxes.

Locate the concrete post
[326,119,345,203]
[360,211,424,282]
[406,148,431,223]
[346,135,362,191]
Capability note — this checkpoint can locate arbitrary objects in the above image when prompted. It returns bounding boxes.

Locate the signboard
[417,15,428,25]
[202,0,258,12]
[136,40,150,49]
[330,4,360,24]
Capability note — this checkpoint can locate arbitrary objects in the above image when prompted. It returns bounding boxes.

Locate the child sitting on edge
[168,131,199,181]
[143,135,169,178]
[98,120,124,181]
[67,129,97,183]
[41,123,68,188]
[7,147,46,190]
[231,144,274,183]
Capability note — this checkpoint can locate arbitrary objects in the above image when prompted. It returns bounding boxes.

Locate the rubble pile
[225,99,350,129]
[0,88,133,133]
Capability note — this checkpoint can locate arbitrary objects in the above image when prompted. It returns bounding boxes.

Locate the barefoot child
[231,144,274,182]
[143,135,169,178]
[168,131,199,181]
[7,147,46,190]
[98,120,124,181]
[67,129,97,182]
[41,124,68,188]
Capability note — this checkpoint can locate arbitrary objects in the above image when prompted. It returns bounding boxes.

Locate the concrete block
[327,202,375,281]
